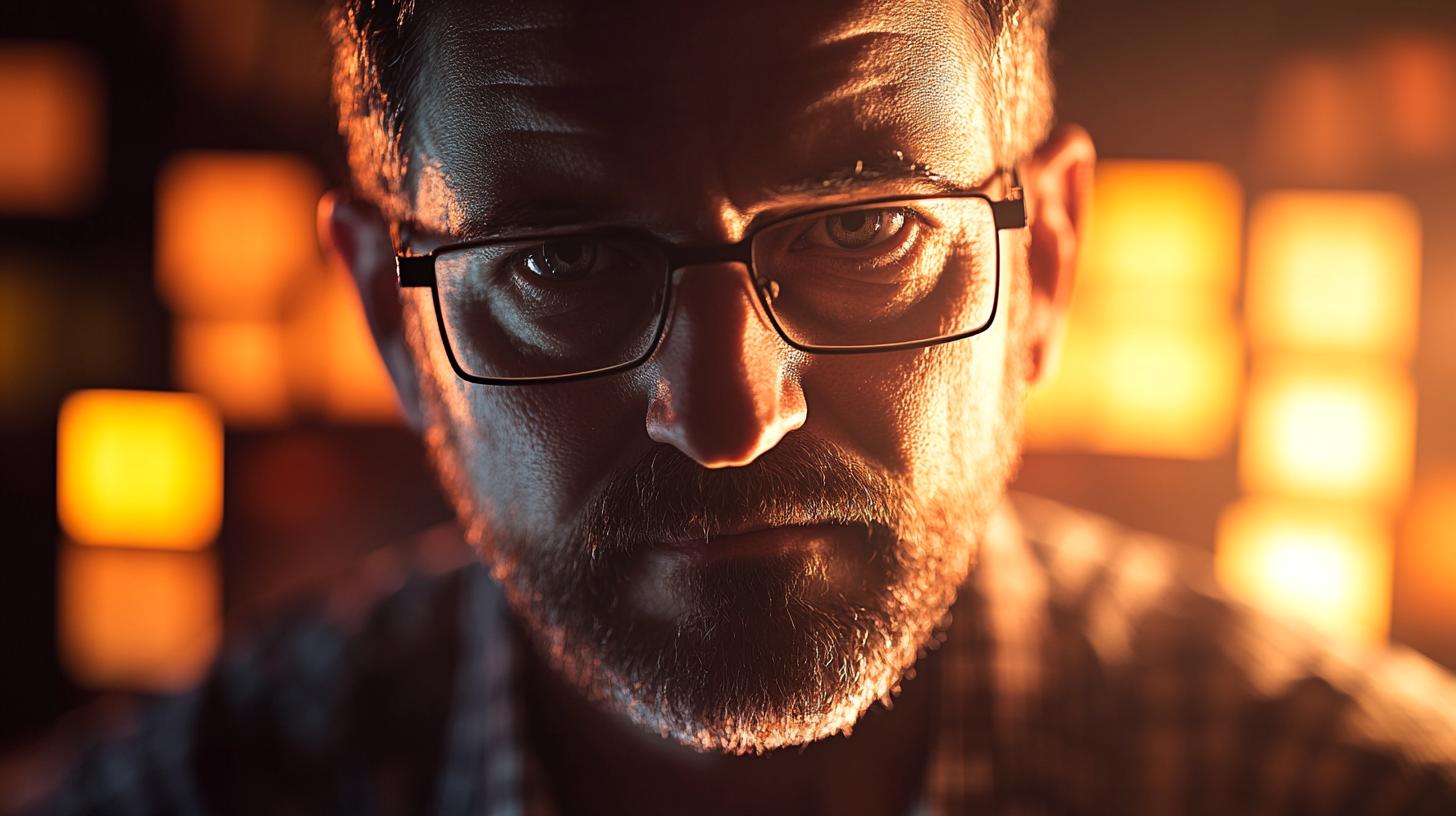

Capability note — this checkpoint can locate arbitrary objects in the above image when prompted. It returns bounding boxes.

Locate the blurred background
[2,0,1454,763]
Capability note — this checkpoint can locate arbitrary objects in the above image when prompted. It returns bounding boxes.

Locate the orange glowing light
[286,271,401,423]
[57,390,223,550]
[1217,499,1392,643]
[0,45,102,215]
[155,152,323,319]
[1374,37,1456,163]
[59,543,220,691]
[1080,161,1243,305]
[175,318,291,426]
[1256,56,1376,183]
[1025,320,1243,459]
[1248,192,1421,359]
[1395,474,1456,645]
[1239,363,1415,505]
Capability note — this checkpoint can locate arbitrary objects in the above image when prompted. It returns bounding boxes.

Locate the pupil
[827,210,883,248]
[550,241,585,265]
[535,239,596,279]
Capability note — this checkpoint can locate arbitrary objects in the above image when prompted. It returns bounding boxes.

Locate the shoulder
[985,493,1456,812]
[13,526,502,816]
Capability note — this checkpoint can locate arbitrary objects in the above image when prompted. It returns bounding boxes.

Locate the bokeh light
[1217,498,1393,643]
[174,318,292,426]
[1374,36,1456,163]
[1240,363,1416,505]
[1079,160,1244,298]
[1025,160,1244,458]
[1255,55,1378,182]
[57,390,223,550]
[58,543,220,691]
[155,151,323,319]
[1248,192,1422,360]
[1396,474,1456,655]
[1027,321,1243,458]
[284,271,401,423]
[0,44,102,215]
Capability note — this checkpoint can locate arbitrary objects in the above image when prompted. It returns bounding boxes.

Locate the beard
[414,276,1030,755]
[426,419,1021,754]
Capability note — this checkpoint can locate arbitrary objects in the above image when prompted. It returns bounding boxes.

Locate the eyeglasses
[396,175,1027,385]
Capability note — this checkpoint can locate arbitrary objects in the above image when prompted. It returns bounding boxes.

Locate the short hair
[328,0,1057,212]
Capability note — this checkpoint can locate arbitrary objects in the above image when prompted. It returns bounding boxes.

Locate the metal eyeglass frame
[396,171,1028,385]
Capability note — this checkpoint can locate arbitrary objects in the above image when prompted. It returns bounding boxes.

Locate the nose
[644,263,807,468]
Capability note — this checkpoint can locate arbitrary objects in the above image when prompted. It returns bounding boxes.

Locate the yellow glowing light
[156,152,323,319]
[59,543,220,691]
[1024,160,1245,458]
[1240,363,1415,505]
[1248,192,1421,359]
[175,318,291,426]
[1395,474,1456,642]
[286,271,401,423]
[1217,499,1392,643]
[1025,321,1243,459]
[0,45,102,215]
[1080,161,1243,304]
[57,390,223,550]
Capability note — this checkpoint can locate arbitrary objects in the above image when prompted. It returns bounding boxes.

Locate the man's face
[397,0,1029,753]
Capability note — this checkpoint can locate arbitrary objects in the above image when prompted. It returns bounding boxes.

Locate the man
[20,0,1456,814]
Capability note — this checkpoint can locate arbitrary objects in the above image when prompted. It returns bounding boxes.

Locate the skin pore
[322,0,1094,811]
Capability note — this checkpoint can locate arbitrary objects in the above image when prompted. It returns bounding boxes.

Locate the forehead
[408,0,995,237]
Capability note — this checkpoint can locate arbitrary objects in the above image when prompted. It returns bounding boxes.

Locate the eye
[814,208,911,250]
[522,239,600,280]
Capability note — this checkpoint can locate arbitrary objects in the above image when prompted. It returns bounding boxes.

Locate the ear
[318,190,425,429]
[1019,124,1096,386]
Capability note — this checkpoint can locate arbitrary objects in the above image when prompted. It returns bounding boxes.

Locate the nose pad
[644,264,806,468]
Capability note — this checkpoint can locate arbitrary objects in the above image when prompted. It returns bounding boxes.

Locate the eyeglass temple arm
[398,254,435,288]
[990,169,1026,231]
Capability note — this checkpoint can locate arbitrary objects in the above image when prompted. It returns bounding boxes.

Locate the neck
[519,634,942,816]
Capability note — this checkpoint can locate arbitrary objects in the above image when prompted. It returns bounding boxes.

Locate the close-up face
[337,0,1075,755]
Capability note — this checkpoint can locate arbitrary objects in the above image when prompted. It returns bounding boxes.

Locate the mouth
[655,522,865,563]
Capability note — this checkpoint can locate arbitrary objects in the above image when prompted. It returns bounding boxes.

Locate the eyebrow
[763,157,988,200]
[431,157,991,244]
[459,199,611,239]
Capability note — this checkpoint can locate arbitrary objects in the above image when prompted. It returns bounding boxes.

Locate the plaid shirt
[20,493,1456,815]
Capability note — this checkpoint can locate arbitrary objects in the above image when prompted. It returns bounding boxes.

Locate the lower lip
[659,523,856,562]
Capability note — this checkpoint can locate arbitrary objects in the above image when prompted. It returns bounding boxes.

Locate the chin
[495,521,977,755]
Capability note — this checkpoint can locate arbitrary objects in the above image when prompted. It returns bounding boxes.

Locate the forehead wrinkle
[433,5,657,88]
[798,75,908,119]
[447,83,627,136]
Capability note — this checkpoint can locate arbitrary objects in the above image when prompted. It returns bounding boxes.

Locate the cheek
[801,303,1012,488]
[404,292,648,534]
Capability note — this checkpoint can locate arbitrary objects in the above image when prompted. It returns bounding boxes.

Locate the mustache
[571,432,908,551]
